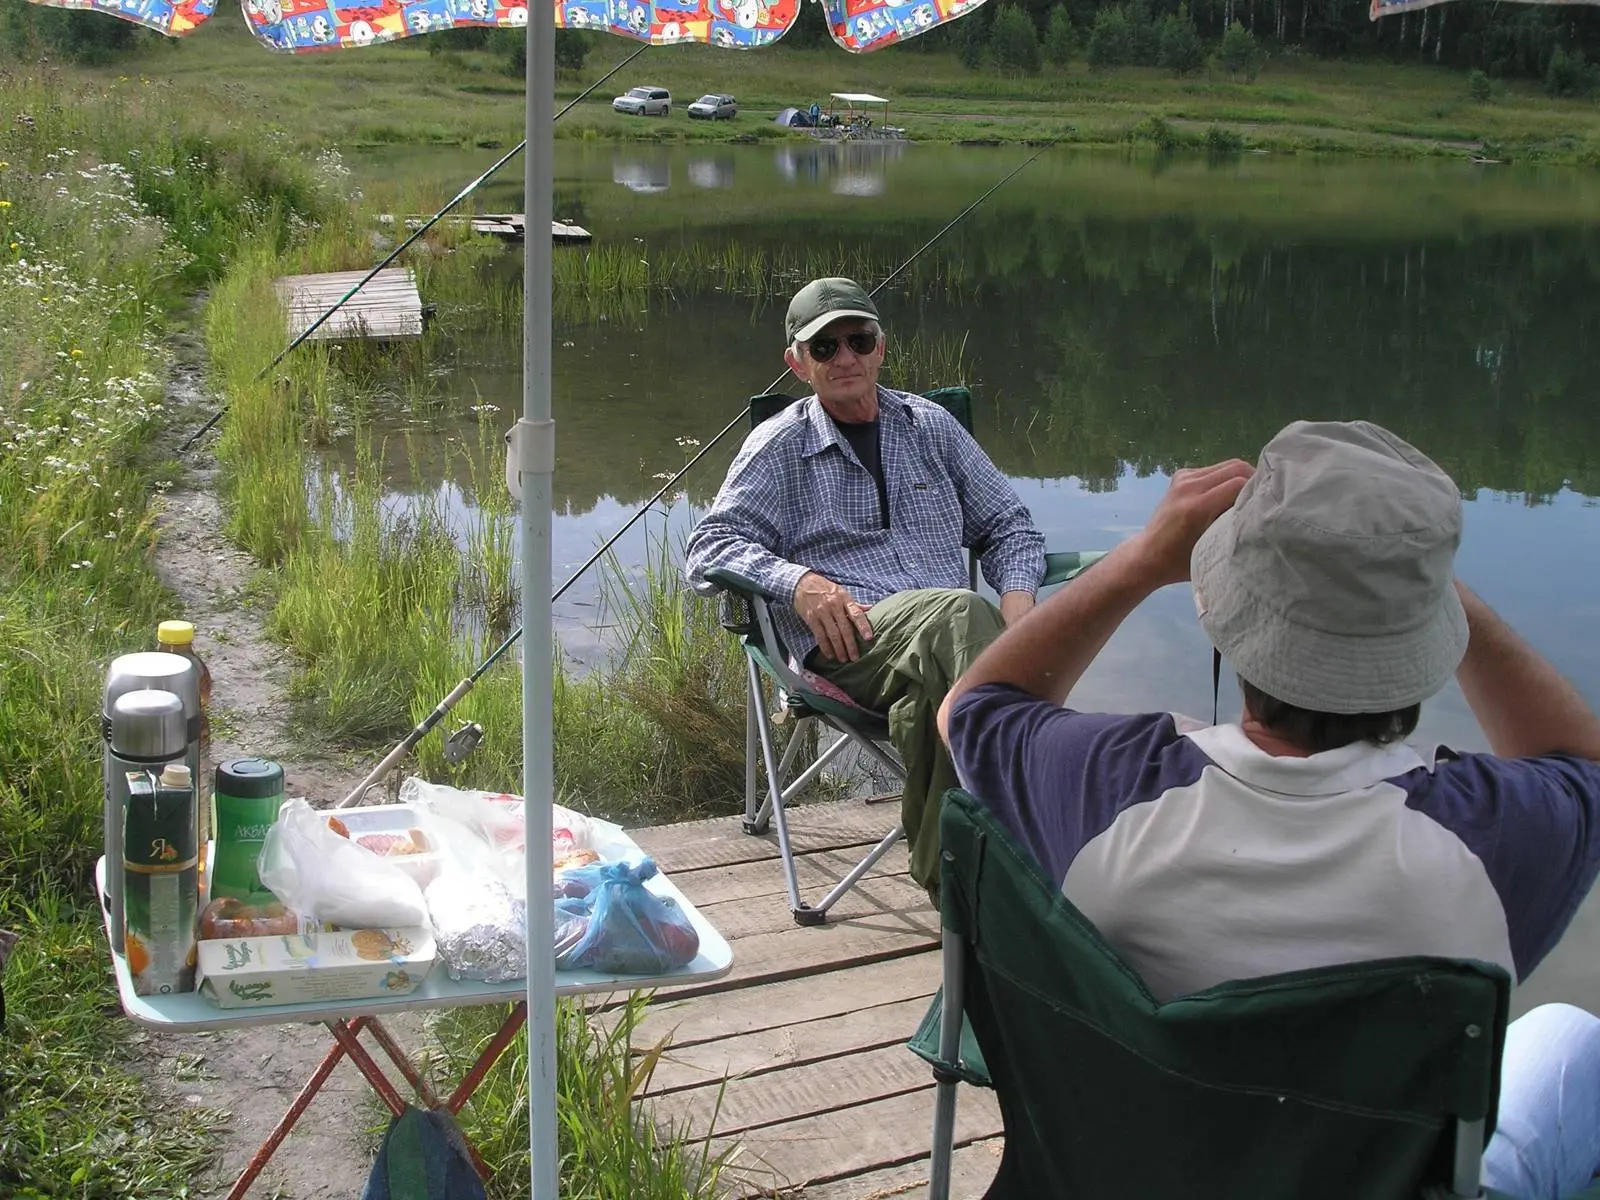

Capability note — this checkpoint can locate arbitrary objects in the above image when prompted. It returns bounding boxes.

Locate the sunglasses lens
[806,331,877,362]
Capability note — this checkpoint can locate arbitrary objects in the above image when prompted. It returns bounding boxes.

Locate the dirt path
[126,341,413,1200]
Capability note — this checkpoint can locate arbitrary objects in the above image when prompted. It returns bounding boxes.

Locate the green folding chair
[700,388,1103,926]
[909,788,1600,1200]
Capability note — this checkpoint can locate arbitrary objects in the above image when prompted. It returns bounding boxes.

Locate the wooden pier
[374,214,593,243]
[273,268,423,342]
[629,799,1003,1199]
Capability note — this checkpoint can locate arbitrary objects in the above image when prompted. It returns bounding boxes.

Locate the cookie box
[197,926,435,1009]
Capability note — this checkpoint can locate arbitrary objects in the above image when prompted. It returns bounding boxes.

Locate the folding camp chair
[911,788,1600,1200]
[699,388,1102,927]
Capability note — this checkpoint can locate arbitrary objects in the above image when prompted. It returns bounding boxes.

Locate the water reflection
[686,155,736,190]
[773,138,906,193]
[612,151,671,194]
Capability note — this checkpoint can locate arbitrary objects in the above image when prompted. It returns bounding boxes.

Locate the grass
[429,993,731,1199]
[39,16,1600,164]
[0,64,332,1199]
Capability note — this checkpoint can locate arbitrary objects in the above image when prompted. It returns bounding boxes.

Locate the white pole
[521,0,558,1194]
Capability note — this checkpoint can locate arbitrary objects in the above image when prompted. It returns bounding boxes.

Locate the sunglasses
[806,330,880,363]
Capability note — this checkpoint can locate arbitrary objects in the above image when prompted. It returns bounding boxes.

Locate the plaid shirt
[686,387,1045,661]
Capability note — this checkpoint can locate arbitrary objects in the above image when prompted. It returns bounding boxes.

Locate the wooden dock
[374,214,592,243]
[273,268,423,342]
[628,799,1004,1199]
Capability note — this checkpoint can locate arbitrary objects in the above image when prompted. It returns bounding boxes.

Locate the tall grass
[430,994,731,1199]
[0,63,333,1198]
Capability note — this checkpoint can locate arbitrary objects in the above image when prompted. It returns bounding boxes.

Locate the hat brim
[1191,509,1470,713]
[791,309,880,344]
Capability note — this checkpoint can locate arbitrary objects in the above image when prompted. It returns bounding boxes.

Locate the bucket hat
[1190,420,1469,714]
[785,277,879,344]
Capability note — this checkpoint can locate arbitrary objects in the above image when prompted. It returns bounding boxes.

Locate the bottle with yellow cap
[156,621,212,873]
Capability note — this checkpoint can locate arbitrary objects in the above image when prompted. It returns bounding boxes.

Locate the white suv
[612,86,671,117]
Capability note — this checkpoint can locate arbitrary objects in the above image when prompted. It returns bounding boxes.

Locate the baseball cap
[785,277,880,344]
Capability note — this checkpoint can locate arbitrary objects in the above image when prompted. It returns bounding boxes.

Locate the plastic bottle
[156,621,212,875]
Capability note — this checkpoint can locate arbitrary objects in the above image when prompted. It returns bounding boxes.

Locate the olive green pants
[810,587,1006,899]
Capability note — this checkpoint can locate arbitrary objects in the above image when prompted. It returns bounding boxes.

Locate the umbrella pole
[519,2,559,1197]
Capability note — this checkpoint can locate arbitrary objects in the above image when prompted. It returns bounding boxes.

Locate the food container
[330,804,442,887]
[197,926,435,1009]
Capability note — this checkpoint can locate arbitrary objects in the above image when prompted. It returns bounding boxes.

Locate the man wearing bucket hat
[686,277,1045,895]
[938,420,1600,1199]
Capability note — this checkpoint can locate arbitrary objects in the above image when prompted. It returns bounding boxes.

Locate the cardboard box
[198,926,435,1009]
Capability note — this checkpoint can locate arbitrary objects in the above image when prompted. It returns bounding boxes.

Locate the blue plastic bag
[552,858,699,975]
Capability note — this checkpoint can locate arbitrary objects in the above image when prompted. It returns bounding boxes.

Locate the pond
[345,142,1600,1009]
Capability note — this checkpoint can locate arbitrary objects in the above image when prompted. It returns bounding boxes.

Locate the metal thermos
[104,690,188,954]
[103,653,200,952]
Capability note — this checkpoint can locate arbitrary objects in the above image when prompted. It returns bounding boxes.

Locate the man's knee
[1508,1003,1600,1063]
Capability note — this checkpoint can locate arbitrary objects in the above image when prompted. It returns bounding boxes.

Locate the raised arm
[1455,582,1600,761]
[938,460,1252,742]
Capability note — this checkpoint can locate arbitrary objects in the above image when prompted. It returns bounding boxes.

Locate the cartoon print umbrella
[26,0,994,1193]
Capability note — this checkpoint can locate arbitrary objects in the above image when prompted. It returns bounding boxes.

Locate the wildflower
[0,200,11,209]
[7,243,15,251]
[70,349,82,358]
[69,560,92,570]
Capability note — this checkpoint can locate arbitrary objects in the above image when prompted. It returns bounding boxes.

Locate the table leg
[447,1002,528,1113]
[365,1016,443,1108]
[225,1018,364,1200]
[325,1018,410,1117]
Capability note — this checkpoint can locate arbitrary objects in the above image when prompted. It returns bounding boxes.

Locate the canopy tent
[827,90,892,125]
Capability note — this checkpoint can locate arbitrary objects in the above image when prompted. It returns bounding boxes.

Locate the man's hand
[794,571,875,663]
[1130,459,1255,587]
[999,591,1034,626]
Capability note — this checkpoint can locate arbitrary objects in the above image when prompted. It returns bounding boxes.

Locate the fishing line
[180,40,652,452]
[336,144,1052,806]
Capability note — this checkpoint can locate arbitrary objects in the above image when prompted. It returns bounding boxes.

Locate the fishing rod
[179,41,652,453]
[336,144,1052,807]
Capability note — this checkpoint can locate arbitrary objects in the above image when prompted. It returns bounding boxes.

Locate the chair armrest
[1042,550,1107,588]
[700,567,788,604]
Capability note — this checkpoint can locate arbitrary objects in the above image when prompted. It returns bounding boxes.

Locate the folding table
[96,836,733,1198]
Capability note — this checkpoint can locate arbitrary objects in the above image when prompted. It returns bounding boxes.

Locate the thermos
[104,689,188,956]
[103,653,200,952]
[211,758,286,903]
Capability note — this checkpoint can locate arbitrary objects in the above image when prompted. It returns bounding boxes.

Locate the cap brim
[792,309,880,343]
[1192,510,1469,713]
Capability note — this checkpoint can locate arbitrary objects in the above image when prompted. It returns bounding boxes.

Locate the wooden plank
[650,905,937,1002]
[645,994,937,1096]
[708,1083,1003,1197]
[633,954,936,1052]
[631,799,899,874]
[273,268,422,342]
[795,1138,1005,1200]
[665,845,910,909]
[661,1042,938,1139]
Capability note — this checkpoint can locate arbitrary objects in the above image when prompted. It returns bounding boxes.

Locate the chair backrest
[747,386,973,434]
[935,788,1511,1200]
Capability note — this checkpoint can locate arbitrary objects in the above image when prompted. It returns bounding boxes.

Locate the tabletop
[97,830,733,1032]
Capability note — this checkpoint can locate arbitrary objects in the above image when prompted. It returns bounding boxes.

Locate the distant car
[613,86,671,117]
[687,94,738,121]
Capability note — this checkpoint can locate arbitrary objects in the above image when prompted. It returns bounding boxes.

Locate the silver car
[612,86,671,117]
[687,93,737,121]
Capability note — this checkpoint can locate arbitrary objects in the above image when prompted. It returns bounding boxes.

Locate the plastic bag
[399,777,596,858]
[553,858,699,975]
[259,799,428,929]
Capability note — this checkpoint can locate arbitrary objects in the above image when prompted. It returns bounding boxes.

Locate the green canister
[212,758,285,902]
[124,761,198,995]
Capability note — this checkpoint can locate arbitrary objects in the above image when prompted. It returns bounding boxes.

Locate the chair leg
[803,823,904,922]
[928,929,966,1200]
[744,664,762,831]
[750,673,806,916]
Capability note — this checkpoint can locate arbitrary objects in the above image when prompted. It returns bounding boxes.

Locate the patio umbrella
[28,0,996,1194]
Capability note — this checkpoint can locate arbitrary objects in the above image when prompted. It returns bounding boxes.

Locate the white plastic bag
[398,777,598,858]
[259,799,429,929]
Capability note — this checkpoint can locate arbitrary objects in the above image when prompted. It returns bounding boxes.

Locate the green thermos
[211,758,285,902]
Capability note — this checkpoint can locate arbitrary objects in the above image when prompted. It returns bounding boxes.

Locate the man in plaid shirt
[686,277,1045,895]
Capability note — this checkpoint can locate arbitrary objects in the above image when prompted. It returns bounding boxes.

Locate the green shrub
[1204,123,1244,154]
[1087,6,1133,68]
[1467,67,1493,102]
[1545,47,1595,97]
[1218,20,1262,81]
[0,0,144,64]
[989,4,1042,75]
[1044,3,1075,65]
[955,8,990,68]
[1128,113,1179,150]
[1158,3,1204,76]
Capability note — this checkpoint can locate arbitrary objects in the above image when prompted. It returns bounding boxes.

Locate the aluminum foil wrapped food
[424,873,526,983]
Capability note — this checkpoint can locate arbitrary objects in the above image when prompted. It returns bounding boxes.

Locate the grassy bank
[44,14,1600,164]
[0,61,741,1196]
[0,66,334,1196]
